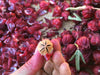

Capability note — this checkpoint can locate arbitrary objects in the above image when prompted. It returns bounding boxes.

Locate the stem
[94,7,100,10]
[66,5,87,11]
[66,5,100,11]
[74,43,79,49]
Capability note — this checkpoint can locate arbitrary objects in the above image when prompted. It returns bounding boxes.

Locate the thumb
[11,51,45,75]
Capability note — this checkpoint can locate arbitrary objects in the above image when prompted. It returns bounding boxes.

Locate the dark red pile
[0,0,100,75]
[62,0,100,75]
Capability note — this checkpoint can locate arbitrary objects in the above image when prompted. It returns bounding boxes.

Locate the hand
[11,39,71,75]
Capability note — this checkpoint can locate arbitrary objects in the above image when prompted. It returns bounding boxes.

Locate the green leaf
[69,52,76,62]
[68,13,82,21]
[73,13,82,21]
[69,50,86,71]
[75,50,80,71]
[80,52,86,64]
[68,16,76,20]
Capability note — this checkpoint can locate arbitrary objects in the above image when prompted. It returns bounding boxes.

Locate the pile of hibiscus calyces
[61,0,100,75]
[0,0,100,75]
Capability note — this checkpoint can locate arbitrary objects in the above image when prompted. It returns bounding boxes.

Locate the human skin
[11,39,71,75]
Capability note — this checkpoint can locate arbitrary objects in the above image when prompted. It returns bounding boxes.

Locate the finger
[59,62,71,75]
[44,39,62,75]
[44,60,54,75]
[11,51,45,75]
[42,71,48,75]
[52,51,65,69]
[35,69,43,75]
[52,69,60,75]
[35,69,48,75]
[51,39,61,52]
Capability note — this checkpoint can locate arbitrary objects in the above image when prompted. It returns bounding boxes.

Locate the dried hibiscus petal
[62,44,77,60]
[82,7,94,19]
[27,24,43,34]
[39,1,49,10]
[71,0,79,7]
[95,10,100,20]
[24,8,35,16]
[62,34,75,45]
[76,36,90,50]
[61,11,70,21]
[47,30,56,37]
[79,71,90,75]
[72,30,83,40]
[93,50,100,64]
[70,66,77,75]
[61,30,71,37]
[0,41,2,47]
[90,34,100,46]
[62,1,70,10]
[93,66,100,75]
[9,0,19,4]
[94,0,100,3]
[37,9,48,16]
[84,0,92,5]
[51,19,62,30]
[53,6,61,17]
